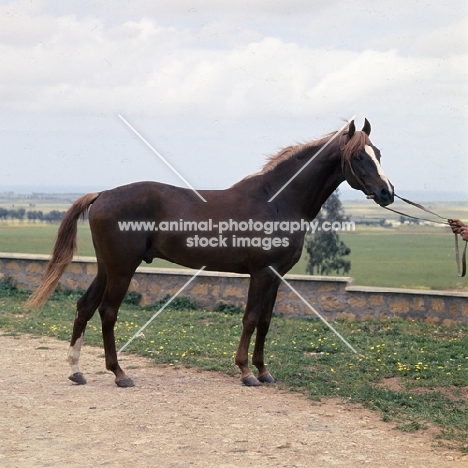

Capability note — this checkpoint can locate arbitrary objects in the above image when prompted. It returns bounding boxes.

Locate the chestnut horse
[27,119,394,387]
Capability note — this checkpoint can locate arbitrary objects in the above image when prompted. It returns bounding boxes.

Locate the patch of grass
[123,291,143,306]
[0,278,30,305]
[49,285,85,301]
[0,288,467,451]
[143,294,200,311]
[213,301,244,314]
[396,421,428,432]
[0,277,21,297]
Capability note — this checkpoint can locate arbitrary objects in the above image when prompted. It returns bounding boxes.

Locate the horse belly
[148,231,249,273]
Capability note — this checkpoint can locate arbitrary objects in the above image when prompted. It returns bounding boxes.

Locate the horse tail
[26,192,101,309]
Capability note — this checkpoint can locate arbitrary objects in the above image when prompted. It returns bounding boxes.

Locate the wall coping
[0,252,99,263]
[347,285,468,298]
[136,268,352,283]
[1,252,60,261]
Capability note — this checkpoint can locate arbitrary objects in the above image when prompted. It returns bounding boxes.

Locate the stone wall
[1,253,468,324]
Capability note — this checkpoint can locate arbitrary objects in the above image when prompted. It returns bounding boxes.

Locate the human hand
[448,219,466,235]
[460,226,468,242]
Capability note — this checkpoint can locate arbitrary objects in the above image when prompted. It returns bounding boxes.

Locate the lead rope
[455,234,467,278]
[381,193,466,277]
[381,194,448,225]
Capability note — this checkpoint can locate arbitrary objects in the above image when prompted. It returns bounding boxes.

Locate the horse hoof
[115,376,135,388]
[258,373,276,384]
[69,372,87,385]
[242,375,261,387]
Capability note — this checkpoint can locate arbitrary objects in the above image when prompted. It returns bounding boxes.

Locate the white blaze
[364,145,392,193]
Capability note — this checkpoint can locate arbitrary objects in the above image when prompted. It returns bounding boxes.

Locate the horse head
[341,119,394,206]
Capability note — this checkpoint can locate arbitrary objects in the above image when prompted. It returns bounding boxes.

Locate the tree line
[0,208,66,223]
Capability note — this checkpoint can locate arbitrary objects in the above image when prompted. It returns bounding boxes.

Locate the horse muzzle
[367,186,394,206]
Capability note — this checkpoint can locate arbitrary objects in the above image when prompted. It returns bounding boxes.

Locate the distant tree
[8,208,25,222]
[44,210,65,223]
[16,208,25,221]
[27,210,44,223]
[0,208,8,222]
[305,190,351,276]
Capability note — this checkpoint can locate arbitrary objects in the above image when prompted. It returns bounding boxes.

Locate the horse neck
[265,142,345,221]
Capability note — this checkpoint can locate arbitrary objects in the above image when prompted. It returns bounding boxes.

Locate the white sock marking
[67,333,84,375]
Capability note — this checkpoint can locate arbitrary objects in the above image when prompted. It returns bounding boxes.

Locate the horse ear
[348,120,355,139]
[362,118,371,136]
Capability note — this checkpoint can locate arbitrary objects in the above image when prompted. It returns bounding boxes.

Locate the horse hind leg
[98,273,135,387]
[67,271,106,385]
[68,332,86,384]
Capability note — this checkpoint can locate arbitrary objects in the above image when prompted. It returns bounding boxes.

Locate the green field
[291,226,467,290]
[0,222,179,268]
[1,195,467,290]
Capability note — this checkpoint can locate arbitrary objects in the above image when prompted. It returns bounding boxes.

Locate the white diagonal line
[118,114,207,203]
[269,266,358,354]
[268,116,355,203]
[118,266,206,354]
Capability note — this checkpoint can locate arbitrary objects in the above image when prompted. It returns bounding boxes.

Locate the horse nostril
[380,187,394,204]
[381,188,391,199]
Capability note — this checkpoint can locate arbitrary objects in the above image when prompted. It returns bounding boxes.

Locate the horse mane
[234,133,336,185]
[260,133,336,174]
[232,124,370,186]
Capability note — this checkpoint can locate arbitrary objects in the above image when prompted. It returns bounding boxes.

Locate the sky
[1,0,467,201]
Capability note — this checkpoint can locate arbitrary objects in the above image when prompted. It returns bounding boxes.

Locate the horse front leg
[235,270,278,386]
[235,315,260,386]
[252,279,280,384]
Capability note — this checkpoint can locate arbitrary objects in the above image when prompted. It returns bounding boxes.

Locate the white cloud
[1,1,466,116]
[412,17,468,58]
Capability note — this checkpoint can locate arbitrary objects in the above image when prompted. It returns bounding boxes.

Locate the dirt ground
[1,333,467,468]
